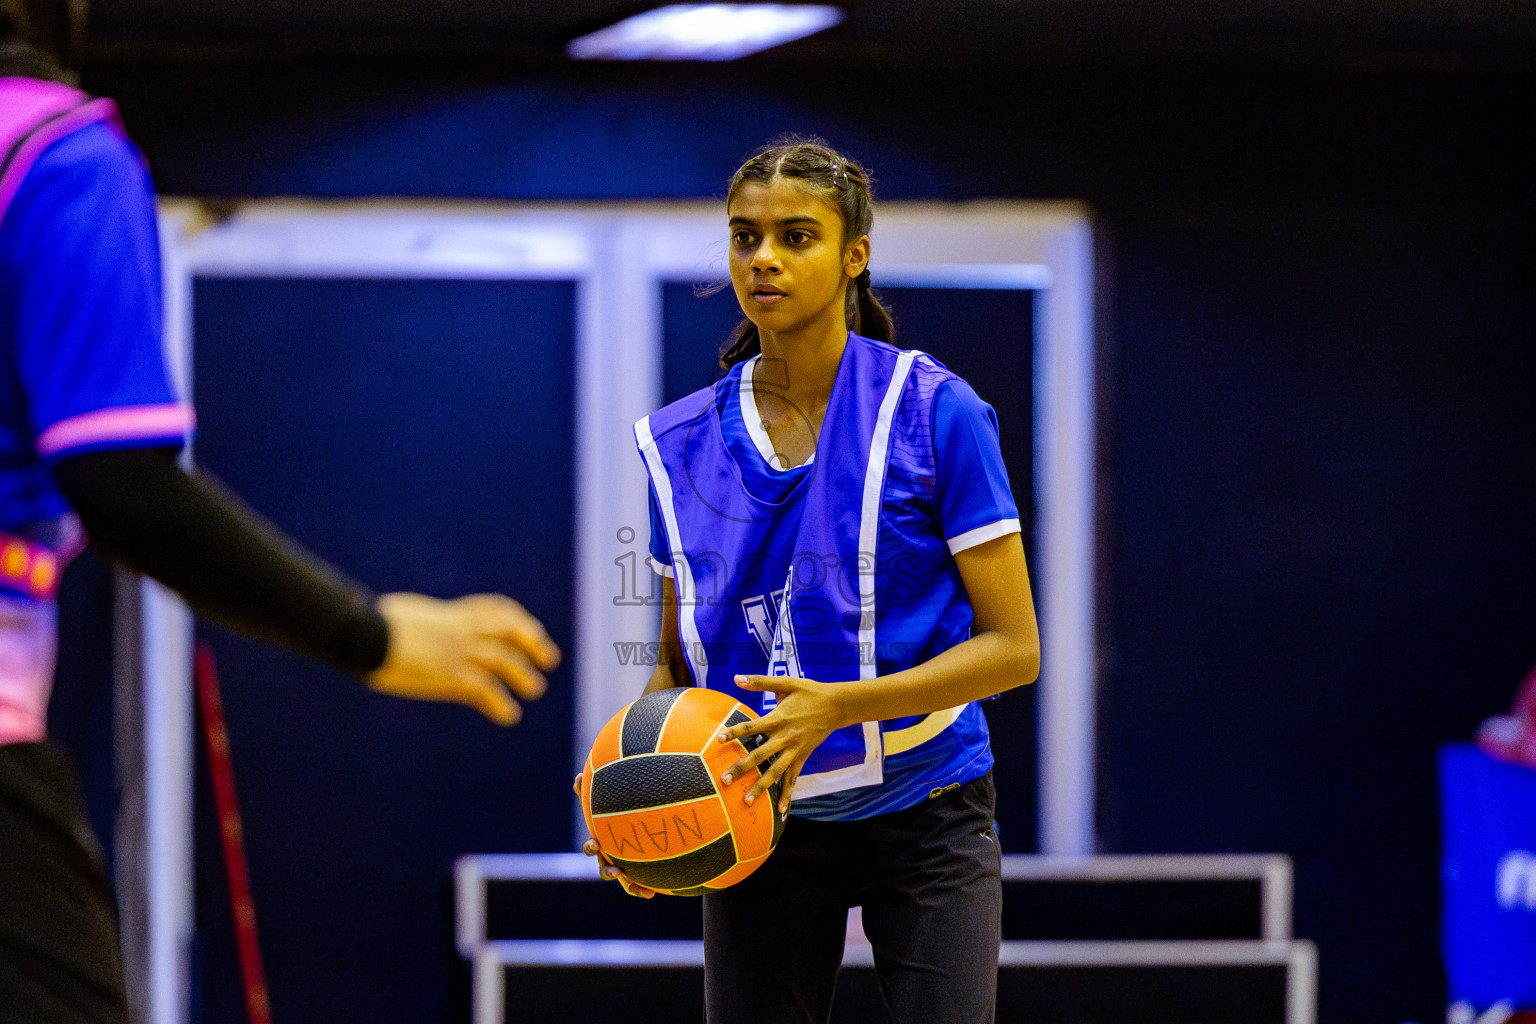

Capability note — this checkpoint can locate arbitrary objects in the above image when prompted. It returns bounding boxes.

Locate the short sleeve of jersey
[1,120,193,462]
[933,378,1021,553]
[647,483,674,577]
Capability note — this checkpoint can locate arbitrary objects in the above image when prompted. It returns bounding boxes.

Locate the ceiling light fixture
[567,4,844,61]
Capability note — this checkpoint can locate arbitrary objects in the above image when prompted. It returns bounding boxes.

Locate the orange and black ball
[581,687,786,896]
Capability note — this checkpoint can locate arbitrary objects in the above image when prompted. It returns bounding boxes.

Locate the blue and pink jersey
[638,333,1020,821]
[1,76,193,741]
[1,78,193,540]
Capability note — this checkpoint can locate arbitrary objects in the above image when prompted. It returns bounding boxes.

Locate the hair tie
[830,162,851,190]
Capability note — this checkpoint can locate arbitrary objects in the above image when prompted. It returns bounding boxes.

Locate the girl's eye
[785,230,809,245]
[732,231,754,246]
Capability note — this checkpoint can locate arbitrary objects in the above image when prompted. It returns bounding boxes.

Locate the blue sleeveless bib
[639,334,989,802]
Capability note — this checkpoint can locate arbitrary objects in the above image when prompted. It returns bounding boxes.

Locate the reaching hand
[367,592,560,725]
[573,773,658,898]
[717,674,846,816]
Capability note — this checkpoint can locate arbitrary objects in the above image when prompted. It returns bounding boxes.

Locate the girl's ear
[844,235,871,279]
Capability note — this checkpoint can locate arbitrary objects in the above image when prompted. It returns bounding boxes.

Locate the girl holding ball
[596,137,1039,1024]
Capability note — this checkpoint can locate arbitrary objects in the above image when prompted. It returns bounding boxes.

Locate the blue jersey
[640,335,1020,821]
[1,78,194,742]
[0,112,193,543]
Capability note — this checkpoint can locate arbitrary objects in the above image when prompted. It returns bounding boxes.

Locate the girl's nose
[752,242,781,271]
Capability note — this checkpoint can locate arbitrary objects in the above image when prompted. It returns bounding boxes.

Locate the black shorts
[0,741,130,1024]
[702,770,1002,1024]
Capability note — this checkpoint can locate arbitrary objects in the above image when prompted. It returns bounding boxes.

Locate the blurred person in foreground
[0,5,560,1021]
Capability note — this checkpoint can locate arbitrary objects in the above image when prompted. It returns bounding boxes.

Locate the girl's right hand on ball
[573,773,658,899]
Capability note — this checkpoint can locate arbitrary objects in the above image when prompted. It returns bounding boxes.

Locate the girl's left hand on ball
[717,674,846,815]
[573,773,657,898]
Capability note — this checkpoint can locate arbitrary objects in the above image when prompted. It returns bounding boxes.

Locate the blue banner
[1442,743,1536,1008]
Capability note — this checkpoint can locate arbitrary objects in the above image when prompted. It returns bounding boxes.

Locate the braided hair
[718,136,894,370]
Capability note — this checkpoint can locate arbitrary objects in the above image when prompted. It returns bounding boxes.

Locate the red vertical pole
[194,642,273,1024]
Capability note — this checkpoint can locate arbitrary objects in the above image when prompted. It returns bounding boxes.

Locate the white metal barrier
[455,852,1317,1024]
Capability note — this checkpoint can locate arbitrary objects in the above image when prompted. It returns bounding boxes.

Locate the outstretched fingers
[458,595,562,721]
[458,664,522,726]
[732,673,786,696]
[468,637,546,703]
[369,591,559,726]
[773,760,805,815]
[747,746,801,808]
[715,710,767,747]
[718,727,796,806]
[716,713,773,785]
[469,594,562,673]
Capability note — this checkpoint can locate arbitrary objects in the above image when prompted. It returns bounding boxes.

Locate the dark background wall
[47,39,1536,1024]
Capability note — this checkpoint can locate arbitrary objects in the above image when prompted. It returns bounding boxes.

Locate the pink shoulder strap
[0,76,122,223]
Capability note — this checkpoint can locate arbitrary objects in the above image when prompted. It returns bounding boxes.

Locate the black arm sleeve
[53,446,389,677]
